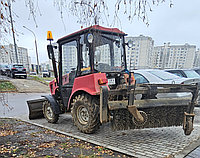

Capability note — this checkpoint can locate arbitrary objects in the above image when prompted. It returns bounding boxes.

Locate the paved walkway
[18,112,200,158]
[10,79,49,93]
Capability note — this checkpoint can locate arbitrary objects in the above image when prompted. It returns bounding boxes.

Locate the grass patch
[28,76,52,85]
[0,80,17,92]
[42,77,54,81]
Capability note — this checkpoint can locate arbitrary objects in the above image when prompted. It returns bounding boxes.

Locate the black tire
[43,100,59,123]
[24,76,27,79]
[8,72,11,77]
[184,120,193,135]
[71,94,100,133]
[11,73,15,78]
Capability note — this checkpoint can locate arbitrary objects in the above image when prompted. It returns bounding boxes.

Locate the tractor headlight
[87,33,93,43]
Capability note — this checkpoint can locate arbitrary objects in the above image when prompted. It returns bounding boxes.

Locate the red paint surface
[58,25,125,42]
[71,73,108,95]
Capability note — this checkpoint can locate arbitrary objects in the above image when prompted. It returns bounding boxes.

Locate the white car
[133,69,200,98]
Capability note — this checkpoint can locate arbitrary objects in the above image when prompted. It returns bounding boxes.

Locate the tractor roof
[57,25,126,44]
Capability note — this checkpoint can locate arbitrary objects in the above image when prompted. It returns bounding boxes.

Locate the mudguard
[42,95,61,115]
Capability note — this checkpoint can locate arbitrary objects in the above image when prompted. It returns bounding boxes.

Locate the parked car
[42,70,50,77]
[193,68,200,76]
[0,64,9,75]
[29,71,37,76]
[7,64,27,79]
[133,69,200,99]
[165,69,200,78]
[134,69,200,84]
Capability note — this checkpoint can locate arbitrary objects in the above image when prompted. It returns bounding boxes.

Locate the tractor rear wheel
[43,100,59,123]
[71,94,100,133]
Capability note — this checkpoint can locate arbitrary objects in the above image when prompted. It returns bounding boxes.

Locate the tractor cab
[57,25,133,86]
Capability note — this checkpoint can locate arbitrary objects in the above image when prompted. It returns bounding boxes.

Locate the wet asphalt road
[0,93,49,117]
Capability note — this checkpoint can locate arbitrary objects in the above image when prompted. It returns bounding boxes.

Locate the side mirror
[47,45,53,59]
[127,40,134,48]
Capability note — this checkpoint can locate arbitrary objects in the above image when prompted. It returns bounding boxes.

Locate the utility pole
[23,26,40,75]
[8,0,18,64]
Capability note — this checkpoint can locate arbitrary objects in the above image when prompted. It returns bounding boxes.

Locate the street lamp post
[23,26,40,75]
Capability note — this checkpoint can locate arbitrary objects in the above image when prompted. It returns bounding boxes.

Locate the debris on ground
[0,118,132,158]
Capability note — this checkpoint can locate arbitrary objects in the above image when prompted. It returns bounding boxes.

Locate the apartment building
[154,43,196,69]
[125,35,154,70]
[0,44,30,70]
[62,45,77,73]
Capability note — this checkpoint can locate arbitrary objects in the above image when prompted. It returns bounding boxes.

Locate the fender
[42,95,61,114]
[67,73,109,110]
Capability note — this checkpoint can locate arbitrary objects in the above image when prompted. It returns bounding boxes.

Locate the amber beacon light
[47,31,53,41]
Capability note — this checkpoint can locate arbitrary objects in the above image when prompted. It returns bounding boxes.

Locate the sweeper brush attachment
[111,99,188,131]
[100,84,199,135]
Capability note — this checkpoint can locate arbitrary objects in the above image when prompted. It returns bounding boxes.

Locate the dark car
[7,64,27,79]
[193,68,200,76]
[0,64,9,75]
[42,70,50,77]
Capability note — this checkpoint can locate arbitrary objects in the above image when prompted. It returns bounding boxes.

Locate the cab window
[134,73,149,84]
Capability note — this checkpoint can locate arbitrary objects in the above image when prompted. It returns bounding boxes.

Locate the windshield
[184,70,200,78]
[1,65,8,68]
[149,70,180,81]
[93,34,125,72]
[13,65,24,68]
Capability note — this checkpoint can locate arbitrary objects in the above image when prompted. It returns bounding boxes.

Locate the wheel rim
[77,105,89,125]
[132,111,148,126]
[46,106,53,120]
[184,120,193,135]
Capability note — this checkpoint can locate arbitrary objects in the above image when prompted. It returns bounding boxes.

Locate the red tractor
[27,25,199,135]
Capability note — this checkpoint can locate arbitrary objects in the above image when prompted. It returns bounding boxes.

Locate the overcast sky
[8,0,200,64]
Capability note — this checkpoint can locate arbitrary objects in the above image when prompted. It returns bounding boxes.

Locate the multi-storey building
[193,49,200,68]
[94,44,121,69]
[154,43,196,69]
[0,44,30,70]
[62,45,77,73]
[125,35,154,70]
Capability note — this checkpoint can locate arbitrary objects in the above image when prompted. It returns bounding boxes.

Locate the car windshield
[93,34,125,72]
[1,65,8,68]
[13,65,24,68]
[149,70,180,81]
[183,70,200,78]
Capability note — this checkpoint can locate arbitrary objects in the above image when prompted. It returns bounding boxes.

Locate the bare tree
[67,0,173,27]
[0,0,11,43]
[0,0,173,39]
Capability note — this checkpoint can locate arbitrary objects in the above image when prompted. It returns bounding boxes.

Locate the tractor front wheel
[71,94,100,133]
[43,100,59,123]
